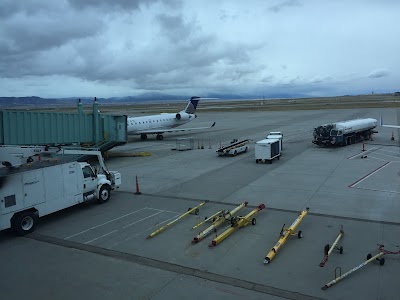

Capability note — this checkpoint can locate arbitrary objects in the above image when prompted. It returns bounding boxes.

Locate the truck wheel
[98,185,111,204]
[256,159,259,164]
[11,211,38,235]
[244,147,248,153]
[233,150,237,156]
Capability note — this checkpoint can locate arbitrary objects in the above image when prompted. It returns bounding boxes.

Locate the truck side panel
[0,174,24,215]
[22,169,46,207]
[0,162,83,231]
[38,162,83,217]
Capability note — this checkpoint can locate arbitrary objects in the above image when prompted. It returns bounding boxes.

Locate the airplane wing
[380,116,400,128]
[137,122,216,134]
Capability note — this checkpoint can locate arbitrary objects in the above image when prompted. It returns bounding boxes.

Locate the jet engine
[175,113,191,121]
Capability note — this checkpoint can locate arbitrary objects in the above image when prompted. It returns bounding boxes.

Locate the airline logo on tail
[184,96,200,114]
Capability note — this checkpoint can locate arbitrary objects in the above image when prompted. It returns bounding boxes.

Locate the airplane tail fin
[183,96,200,114]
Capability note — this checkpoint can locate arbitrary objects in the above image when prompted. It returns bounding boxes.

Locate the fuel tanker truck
[313,118,377,146]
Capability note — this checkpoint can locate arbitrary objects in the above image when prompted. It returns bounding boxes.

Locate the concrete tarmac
[1,107,400,300]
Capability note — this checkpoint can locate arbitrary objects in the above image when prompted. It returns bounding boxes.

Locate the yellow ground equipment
[192,202,248,244]
[319,226,344,267]
[209,204,265,247]
[322,244,400,290]
[264,207,309,264]
[147,201,207,239]
[191,209,224,231]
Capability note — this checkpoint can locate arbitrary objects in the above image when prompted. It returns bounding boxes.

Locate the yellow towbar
[264,207,309,264]
[319,226,344,267]
[147,201,207,239]
[209,204,265,247]
[192,209,224,230]
[192,202,248,244]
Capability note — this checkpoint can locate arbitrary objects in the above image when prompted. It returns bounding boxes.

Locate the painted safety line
[122,211,163,229]
[364,155,391,162]
[378,148,400,155]
[347,147,378,160]
[371,151,400,160]
[108,214,180,249]
[64,207,149,240]
[84,230,118,245]
[348,161,391,188]
[351,186,400,194]
[146,207,181,214]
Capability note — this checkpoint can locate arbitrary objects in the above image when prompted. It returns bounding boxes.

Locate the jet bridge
[0,99,127,152]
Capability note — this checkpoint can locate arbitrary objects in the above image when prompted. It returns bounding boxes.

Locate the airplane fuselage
[127,112,196,135]
[125,96,213,140]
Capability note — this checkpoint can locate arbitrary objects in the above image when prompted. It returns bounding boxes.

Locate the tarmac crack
[27,233,324,300]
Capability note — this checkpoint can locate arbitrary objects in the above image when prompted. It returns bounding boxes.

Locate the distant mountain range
[0,91,307,108]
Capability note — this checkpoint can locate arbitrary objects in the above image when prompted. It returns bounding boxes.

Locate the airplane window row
[130,118,173,125]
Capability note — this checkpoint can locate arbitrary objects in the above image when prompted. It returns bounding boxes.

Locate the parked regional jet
[380,116,400,128]
[127,96,216,140]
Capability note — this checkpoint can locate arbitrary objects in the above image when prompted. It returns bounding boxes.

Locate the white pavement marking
[122,211,163,229]
[64,207,149,240]
[108,214,180,249]
[378,148,400,155]
[348,147,378,160]
[373,151,400,160]
[349,162,391,188]
[146,207,181,214]
[365,155,390,162]
[84,230,118,244]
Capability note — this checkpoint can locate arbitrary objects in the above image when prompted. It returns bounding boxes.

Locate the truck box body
[266,132,283,152]
[0,162,85,232]
[255,138,281,163]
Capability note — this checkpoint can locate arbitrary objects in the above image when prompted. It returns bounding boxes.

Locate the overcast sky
[0,0,399,99]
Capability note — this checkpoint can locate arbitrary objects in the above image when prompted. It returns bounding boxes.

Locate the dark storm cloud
[0,0,398,98]
[367,69,390,78]
[269,0,301,12]
[67,0,160,11]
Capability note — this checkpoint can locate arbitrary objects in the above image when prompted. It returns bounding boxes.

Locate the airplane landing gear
[140,133,148,140]
[156,134,164,140]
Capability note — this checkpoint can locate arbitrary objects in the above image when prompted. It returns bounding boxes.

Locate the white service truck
[0,145,121,235]
[255,138,281,164]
